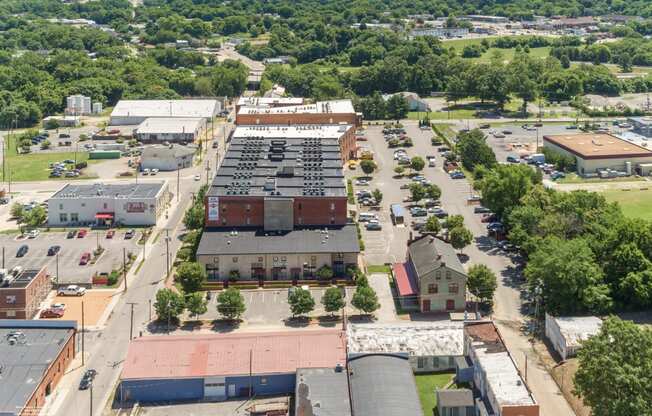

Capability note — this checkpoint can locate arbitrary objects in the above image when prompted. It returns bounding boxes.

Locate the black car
[47,245,61,256]
[67,230,77,239]
[16,245,28,257]
[474,206,492,214]
[79,369,97,390]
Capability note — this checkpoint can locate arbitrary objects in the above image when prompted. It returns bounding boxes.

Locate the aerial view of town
[1,0,652,415]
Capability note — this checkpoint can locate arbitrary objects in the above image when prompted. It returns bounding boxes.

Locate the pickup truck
[57,285,86,296]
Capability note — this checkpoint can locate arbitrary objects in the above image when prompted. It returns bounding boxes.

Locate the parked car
[51,303,66,311]
[212,141,218,148]
[16,245,28,257]
[77,229,87,238]
[486,222,504,231]
[410,207,428,217]
[27,229,40,239]
[40,308,64,318]
[142,168,150,175]
[449,171,466,179]
[79,252,91,265]
[474,206,492,214]
[506,155,519,163]
[151,168,159,175]
[79,369,97,390]
[551,171,566,180]
[125,229,136,239]
[502,130,512,135]
[498,240,517,252]
[355,179,369,186]
[106,230,115,239]
[481,213,498,223]
[47,245,61,256]
[67,230,77,239]
[412,220,427,230]
[429,208,449,218]
[411,175,426,182]
[58,285,86,296]
[365,220,382,231]
[194,174,201,181]
[399,183,410,190]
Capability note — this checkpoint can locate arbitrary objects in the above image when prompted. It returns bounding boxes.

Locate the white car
[142,168,150,175]
[194,174,201,181]
[57,285,86,296]
[27,230,40,239]
[151,168,159,175]
[355,179,369,186]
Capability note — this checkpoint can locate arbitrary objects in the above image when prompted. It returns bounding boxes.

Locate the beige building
[543,133,652,175]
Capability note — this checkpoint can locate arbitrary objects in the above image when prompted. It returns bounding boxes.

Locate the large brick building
[197,127,359,281]
[0,268,51,319]
[235,100,361,127]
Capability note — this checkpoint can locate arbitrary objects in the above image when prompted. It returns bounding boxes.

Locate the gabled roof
[408,235,465,276]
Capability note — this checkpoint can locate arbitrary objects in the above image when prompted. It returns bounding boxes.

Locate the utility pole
[56,252,59,285]
[148,299,152,322]
[176,166,180,202]
[123,248,127,292]
[165,229,170,277]
[127,302,137,340]
[81,301,85,366]
[524,352,528,383]
[2,246,4,269]
[205,161,210,186]
[89,381,93,416]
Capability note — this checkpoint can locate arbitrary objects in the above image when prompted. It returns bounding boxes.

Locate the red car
[481,213,498,223]
[79,252,91,265]
[40,308,64,318]
[106,230,115,239]
[77,229,88,238]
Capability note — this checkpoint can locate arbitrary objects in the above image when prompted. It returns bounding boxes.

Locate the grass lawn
[415,373,455,416]
[558,173,646,185]
[367,264,391,274]
[440,36,551,63]
[602,188,652,221]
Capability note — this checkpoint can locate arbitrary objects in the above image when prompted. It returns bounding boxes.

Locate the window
[281,256,287,261]
[298,203,302,210]
[246,217,250,225]
[258,257,263,263]
[260,377,268,385]
[245,204,251,211]
[435,270,441,280]
[6,310,15,317]
[330,203,335,211]
[103,203,108,209]
[448,357,455,367]
[232,257,238,263]
[432,357,440,368]
[417,357,425,369]
[428,284,438,294]
[81,203,85,207]
[70,213,79,222]
[330,217,335,224]
[448,283,459,294]
[311,256,317,262]
[5,295,16,304]
[59,203,63,210]
[273,257,278,262]
[59,213,68,222]
[445,270,451,279]
[222,219,227,225]
[213,257,219,264]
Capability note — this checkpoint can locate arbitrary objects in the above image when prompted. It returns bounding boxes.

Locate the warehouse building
[347,321,464,373]
[295,366,351,416]
[48,182,171,227]
[119,330,346,403]
[140,144,196,171]
[628,116,652,137]
[109,100,220,125]
[134,117,206,143]
[544,314,602,360]
[0,320,77,416]
[236,100,361,126]
[0,268,50,319]
[543,133,652,175]
[235,96,304,112]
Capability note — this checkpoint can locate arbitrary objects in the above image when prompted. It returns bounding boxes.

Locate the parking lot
[478,123,573,162]
[0,230,142,285]
[44,289,118,327]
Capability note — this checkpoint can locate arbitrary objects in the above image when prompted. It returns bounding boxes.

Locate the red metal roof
[393,263,417,296]
[121,329,347,380]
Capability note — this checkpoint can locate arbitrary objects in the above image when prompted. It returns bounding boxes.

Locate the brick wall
[236,112,359,127]
[502,404,540,416]
[0,268,51,319]
[339,126,357,162]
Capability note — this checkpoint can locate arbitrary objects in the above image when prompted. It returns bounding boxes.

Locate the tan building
[543,133,652,175]
[0,268,51,319]
[394,235,467,313]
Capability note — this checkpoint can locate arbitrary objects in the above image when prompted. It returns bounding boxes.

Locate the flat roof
[543,133,652,159]
[51,182,166,199]
[111,100,219,119]
[295,367,351,416]
[237,97,304,107]
[628,116,652,126]
[141,144,196,159]
[436,389,474,407]
[238,100,355,116]
[347,321,464,357]
[1,269,42,289]
[549,315,602,348]
[197,225,360,256]
[121,330,347,380]
[209,135,346,198]
[0,323,76,414]
[135,117,204,134]
[233,124,352,140]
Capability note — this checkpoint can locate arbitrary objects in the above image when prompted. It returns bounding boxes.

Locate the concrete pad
[45,289,118,327]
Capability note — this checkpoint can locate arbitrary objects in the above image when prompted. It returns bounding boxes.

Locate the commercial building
[551,16,597,29]
[235,96,304,113]
[628,116,652,137]
[0,268,50,319]
[544,314,602,360]
[0,320,77,416]
[543,133,652,175]
[409,27,469,39]
[119,330,346,403]
[437,389,475,416]
[465,322,539,416]
[348,354,423,416]
[109,100,220,125]
[197,128,359,281]
[393,235,467,313]
[66,95,91,115]
[236,100,361,127]
[134,117,206,143]
[295,367,351,416]
[232,124,357,163]
[47,182,171,227]
[42,115,79,128]
[140,144,196,171]
[347,321,464,373]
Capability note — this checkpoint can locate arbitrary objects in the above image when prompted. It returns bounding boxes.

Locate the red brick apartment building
[235,100,361,127]
[0,320,77,416]
[0,268,51,319]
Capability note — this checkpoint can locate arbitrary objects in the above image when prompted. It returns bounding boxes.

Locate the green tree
[467,264,497,306]
[456,129,497,171]
[217,288,246,320]
[410,156,425,172]
[424,215,441,234]
[444,214,465,230]
[316,265,334,280]
[351,285,380,315]
[372,189,383,204]
[183,204,205,229]
[574,317,652,416]
[288,288,315,317]
[409,183,426,202]
[176,262,206,293]
[24,206,46,227]
[449,226,473,253]
[393,166,405,176]
[424,184,442,200]
[185,292,208,319]
[478,164,541,219]
[10,203,24,221]
[321,287,345,315]
[359,159,377,175]
[385,94,409,121]
[154,288,185,322]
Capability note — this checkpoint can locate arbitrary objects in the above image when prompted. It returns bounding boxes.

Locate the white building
[347,321,464,372]
[66,95,91,115]
[545,314,602,360]
[92,102,103,114]
[109,100,221,125]
[42,115,80,128]
[48,182,171,227]
[134,117,206,143]
[382,92,431,112]
[140,144,196,171]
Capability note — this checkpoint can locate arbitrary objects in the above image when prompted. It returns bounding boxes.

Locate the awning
[393,263,418,297]
[95,213,114,219]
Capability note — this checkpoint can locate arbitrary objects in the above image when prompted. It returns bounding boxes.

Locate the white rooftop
[347,321,464,357]
[111,100,219,119]
[233,124,352,139]
[136,117,204,134]
[238,100,355,115]
[236,96,304,107]
[553,315,602,348]
[472,347,535,407]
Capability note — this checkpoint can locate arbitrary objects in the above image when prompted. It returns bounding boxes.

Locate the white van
[358,212,378,222]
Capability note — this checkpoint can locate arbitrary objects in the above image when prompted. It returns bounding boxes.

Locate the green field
[602,188,652,221]
[415,373,455,416]
[441,37,551,62]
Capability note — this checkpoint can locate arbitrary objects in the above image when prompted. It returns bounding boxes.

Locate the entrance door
[204,377,226,401]
[422,299,431,312]
[228,384,236,397]
[446,299,455,310]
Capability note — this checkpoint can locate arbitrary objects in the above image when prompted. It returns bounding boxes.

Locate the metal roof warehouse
[110,99,220,125]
